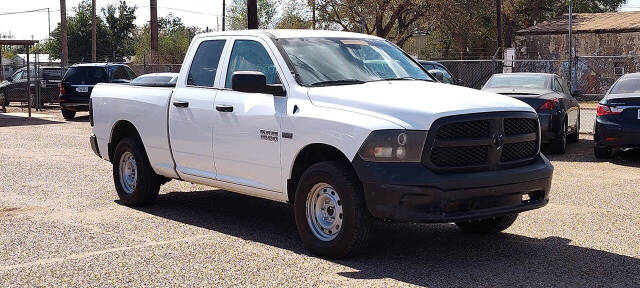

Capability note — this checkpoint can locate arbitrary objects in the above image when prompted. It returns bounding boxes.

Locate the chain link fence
[435,56,640,101]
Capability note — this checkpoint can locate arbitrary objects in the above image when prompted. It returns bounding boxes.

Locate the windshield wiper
[310,79,367,87]
[377,77,431,82]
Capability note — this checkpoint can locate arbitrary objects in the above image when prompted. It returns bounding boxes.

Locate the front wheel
[112,137,161,206]
[455,214,518,233]
[594,145,612,159]
[294,161,374,259]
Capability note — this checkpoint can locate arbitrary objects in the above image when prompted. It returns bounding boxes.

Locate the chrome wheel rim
[306,183,343,241]
[118,151,137,194]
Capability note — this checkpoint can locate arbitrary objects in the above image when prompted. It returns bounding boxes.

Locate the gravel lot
[1,108,639,287]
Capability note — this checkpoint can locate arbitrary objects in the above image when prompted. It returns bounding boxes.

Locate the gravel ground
[1,107,639,287]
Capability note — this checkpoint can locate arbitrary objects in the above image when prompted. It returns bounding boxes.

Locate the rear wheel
[594,145,612,159]
[294,161,374,259]
[61,108,76,120]
[550,119,567,154]
[568,114,580,143]
[455,214,518,233]
[112,137,161,206]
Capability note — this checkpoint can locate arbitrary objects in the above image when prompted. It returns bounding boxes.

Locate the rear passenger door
[169,37,228,179]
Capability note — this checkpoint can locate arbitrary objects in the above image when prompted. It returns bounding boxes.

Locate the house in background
[514,12,640,96]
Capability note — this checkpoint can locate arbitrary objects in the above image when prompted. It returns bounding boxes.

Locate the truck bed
[91,83,178,178]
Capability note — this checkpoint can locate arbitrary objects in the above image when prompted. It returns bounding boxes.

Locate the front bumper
[352,155,553,223]
[594,117,640,147]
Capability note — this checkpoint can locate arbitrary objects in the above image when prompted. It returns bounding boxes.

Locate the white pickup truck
[90,30,553,258]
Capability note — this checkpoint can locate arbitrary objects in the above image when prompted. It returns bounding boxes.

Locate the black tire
[112,137,161,206]
[594,145,612,159]
[61,108,76,120]
[568,113,580,143]
[549,119,567,154]
[455,213,518,233]
[294,161,374,259]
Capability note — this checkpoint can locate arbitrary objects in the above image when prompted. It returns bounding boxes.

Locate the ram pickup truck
[90,30,553,258]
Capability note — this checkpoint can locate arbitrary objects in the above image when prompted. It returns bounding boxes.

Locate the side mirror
[232,71,286,96]
[428,69,444,82]
[571,90,583,98]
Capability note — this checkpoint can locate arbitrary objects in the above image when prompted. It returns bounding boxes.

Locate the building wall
[514,32,640,59]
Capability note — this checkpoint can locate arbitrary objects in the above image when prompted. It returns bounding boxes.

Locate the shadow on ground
[545,136,640,167]
[131,189,640,287]
[0,114,63,127]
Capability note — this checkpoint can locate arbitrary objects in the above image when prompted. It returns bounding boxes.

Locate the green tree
[227,0,279,30]
[276,0,312,29]
[133,14,201,63]
[102,0,137,62]
[45,0,110,63]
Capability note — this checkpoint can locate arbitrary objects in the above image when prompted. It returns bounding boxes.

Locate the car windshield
[63,67,108,85]
[609,78,640,94]
[278,37,431,86]
[485,75,549,89]
[132,75,175,84]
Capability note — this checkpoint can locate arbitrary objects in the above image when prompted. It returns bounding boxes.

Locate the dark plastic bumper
[352,154,553,223]
[90,134,101,158]
[594,117,640,147]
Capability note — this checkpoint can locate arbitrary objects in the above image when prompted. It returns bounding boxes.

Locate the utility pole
[92,0,96,62]
[60,0,68,68]
[150,0,158,64]
[47,8,51,40]
[496,0,503,51]
[247,0,258,29]
[311,0,316,29]
[222,0,226,31]
[568,0,574,90]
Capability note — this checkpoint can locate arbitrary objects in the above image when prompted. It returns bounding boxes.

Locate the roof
[195,29,380,40]
[517,12,640,35]
[0,39,38,45]
[70,63,126,67]
[492,73,555,77]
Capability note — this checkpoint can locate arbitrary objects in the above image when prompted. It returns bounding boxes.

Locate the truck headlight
[357,130,427,162]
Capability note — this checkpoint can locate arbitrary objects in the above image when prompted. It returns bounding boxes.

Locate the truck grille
[423,112,539,173]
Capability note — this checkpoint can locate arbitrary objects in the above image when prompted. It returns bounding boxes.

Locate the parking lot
[1,108,639,287]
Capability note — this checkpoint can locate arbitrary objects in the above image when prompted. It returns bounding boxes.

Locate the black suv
[1,66,63,107]
[59,63,136,119]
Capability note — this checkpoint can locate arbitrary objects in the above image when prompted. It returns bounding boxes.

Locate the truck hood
[307,80,535,129]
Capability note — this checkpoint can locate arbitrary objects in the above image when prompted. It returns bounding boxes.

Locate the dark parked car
[59,63,136,119]
[593,73,640,158]
[482,73,581,154]
[0,66,63,107]
[130,72,178,87]
[417,60,457,85]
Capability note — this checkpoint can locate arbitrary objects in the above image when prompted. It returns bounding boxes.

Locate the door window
[12,71,23,81]
[552,78,563,93]
[225,40,280,89]
[111,66,130,80]
[187,40,226,87]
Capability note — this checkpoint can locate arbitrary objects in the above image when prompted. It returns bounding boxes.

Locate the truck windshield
[277,38,431,87]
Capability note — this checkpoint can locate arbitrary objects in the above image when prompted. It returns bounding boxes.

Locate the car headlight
[357,130,427,162]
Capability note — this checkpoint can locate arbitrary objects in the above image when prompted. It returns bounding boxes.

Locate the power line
[0,8,59,16]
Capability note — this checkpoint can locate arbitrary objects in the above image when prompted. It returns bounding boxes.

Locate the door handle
[173,101,189,108]
[216,104,234,112]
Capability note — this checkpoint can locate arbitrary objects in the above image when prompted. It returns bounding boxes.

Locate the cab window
[187,40,227,87]
[225,40,280,89]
